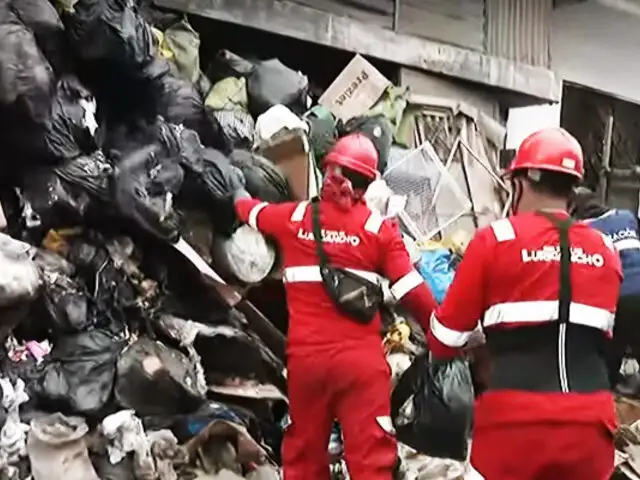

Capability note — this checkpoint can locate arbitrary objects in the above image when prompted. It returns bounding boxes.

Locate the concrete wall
[552,0,640,103]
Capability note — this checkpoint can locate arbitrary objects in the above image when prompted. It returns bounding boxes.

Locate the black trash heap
[0,0,301,477]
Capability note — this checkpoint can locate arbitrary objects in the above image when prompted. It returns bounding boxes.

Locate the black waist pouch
[311,197,383,324]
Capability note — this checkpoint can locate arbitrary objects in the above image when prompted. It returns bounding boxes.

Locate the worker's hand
[233,188,252,202]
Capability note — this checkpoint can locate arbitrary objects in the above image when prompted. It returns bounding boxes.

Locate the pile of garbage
[0,0,480,478]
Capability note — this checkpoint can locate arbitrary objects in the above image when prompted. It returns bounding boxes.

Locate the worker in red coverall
[233,133,437,480]
[428,128,622,480]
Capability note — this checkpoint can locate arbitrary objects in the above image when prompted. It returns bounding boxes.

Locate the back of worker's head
[506,128,584,215]
[321,133,380,210]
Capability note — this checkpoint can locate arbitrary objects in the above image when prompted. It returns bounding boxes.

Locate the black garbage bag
[228,150,291,203]
[44,75,98,160]
[0,20,55,137]
[142,59,231,154]
[31,249,92,336]
[246,59,309,118]
[114,337,205,417]
[206,108,254,150]
[62,0,155,69]
[391,353,474,461]
[112,144,184,242]
[135,0,179,30]
[66,235,139,332]
[31,328,126,417]
[180,148,245,237]
[304,105,337,164]
[9,0,69,74]
[21,151,113,233]
[205,50,255,85]
[338,114,393,173]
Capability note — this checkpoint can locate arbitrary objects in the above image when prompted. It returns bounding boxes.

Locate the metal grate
[383,141,471,241]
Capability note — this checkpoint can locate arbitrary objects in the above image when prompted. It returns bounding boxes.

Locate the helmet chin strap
[510,178,523,216]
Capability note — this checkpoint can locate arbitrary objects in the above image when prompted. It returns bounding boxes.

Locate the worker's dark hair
[343,168,373,190]
[512,169,577,198]
[571,186,609,219]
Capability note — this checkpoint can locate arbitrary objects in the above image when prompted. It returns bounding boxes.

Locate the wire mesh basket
[383,141,472,241]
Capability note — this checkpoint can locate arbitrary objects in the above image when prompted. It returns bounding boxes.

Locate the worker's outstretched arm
[429,232,489,359]
[379,221,438,331]
[234,191,293,237]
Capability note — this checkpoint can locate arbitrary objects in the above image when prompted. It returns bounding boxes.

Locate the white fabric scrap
[101,410,151,465]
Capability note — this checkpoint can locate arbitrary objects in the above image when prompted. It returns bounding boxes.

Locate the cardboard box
[259,131,311,201]
[319,54,391,122]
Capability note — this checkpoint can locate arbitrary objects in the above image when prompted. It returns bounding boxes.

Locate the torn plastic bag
[142,59,231,154]
[31,250,91,336]
[0,20,54,129]
[338,114,393,173]
[44,76,98,160]
[246,59,309,118]
[21,151,113,232]
[180,148,245,237]
[416,248,455,304]
[228,150,291,203]
[391,353,474,461]
[62,0,155,69]
[160,18,200,84]
[212,224,276,284]
[0,233,41,308]
[207,109,254,150]
[31,329,126,417]
[155,314,281,385]
[112,144,184,242]
[9,0,68,75]
[114,337,206,417]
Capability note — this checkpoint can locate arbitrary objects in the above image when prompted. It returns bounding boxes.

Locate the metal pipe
[393,0,400,31]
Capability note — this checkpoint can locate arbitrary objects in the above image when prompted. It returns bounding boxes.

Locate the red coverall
[429,212,622,480]
[235,196,437,480]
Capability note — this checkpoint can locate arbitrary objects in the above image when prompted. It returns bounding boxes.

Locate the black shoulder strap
[536,211,573,325]
[310,197,330,268]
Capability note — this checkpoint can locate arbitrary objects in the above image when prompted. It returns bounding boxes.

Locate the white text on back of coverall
[297,228,361,246]
[521,246,604,267]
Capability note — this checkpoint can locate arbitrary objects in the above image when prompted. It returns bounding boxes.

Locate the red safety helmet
[323,133,379,180]
[507,127,584,181]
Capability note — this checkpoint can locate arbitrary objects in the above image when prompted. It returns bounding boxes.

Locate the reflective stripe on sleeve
[430,313,472,347]
[482,300,614,333]
[290,201,309,222]
[283,265,383,284]
[247,202,268,229]
[390,270,424,301]
[364,211,383,234]
[615,238,640,251]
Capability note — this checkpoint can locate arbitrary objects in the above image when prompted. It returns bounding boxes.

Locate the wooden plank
[291,0,392,28]
[153,0,561,101]
[398,0,484,51]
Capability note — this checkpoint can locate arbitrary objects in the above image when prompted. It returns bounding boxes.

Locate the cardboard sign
[319,54,391,122]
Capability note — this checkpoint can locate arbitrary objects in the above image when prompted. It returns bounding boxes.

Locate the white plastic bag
[0,233,41,307]
[214,225,276,284]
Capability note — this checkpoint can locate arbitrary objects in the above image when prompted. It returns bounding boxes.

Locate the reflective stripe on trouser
[471,422,614,480]
[282,346,397,480]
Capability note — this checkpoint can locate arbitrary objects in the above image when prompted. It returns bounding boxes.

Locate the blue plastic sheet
[416,248,455,303]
